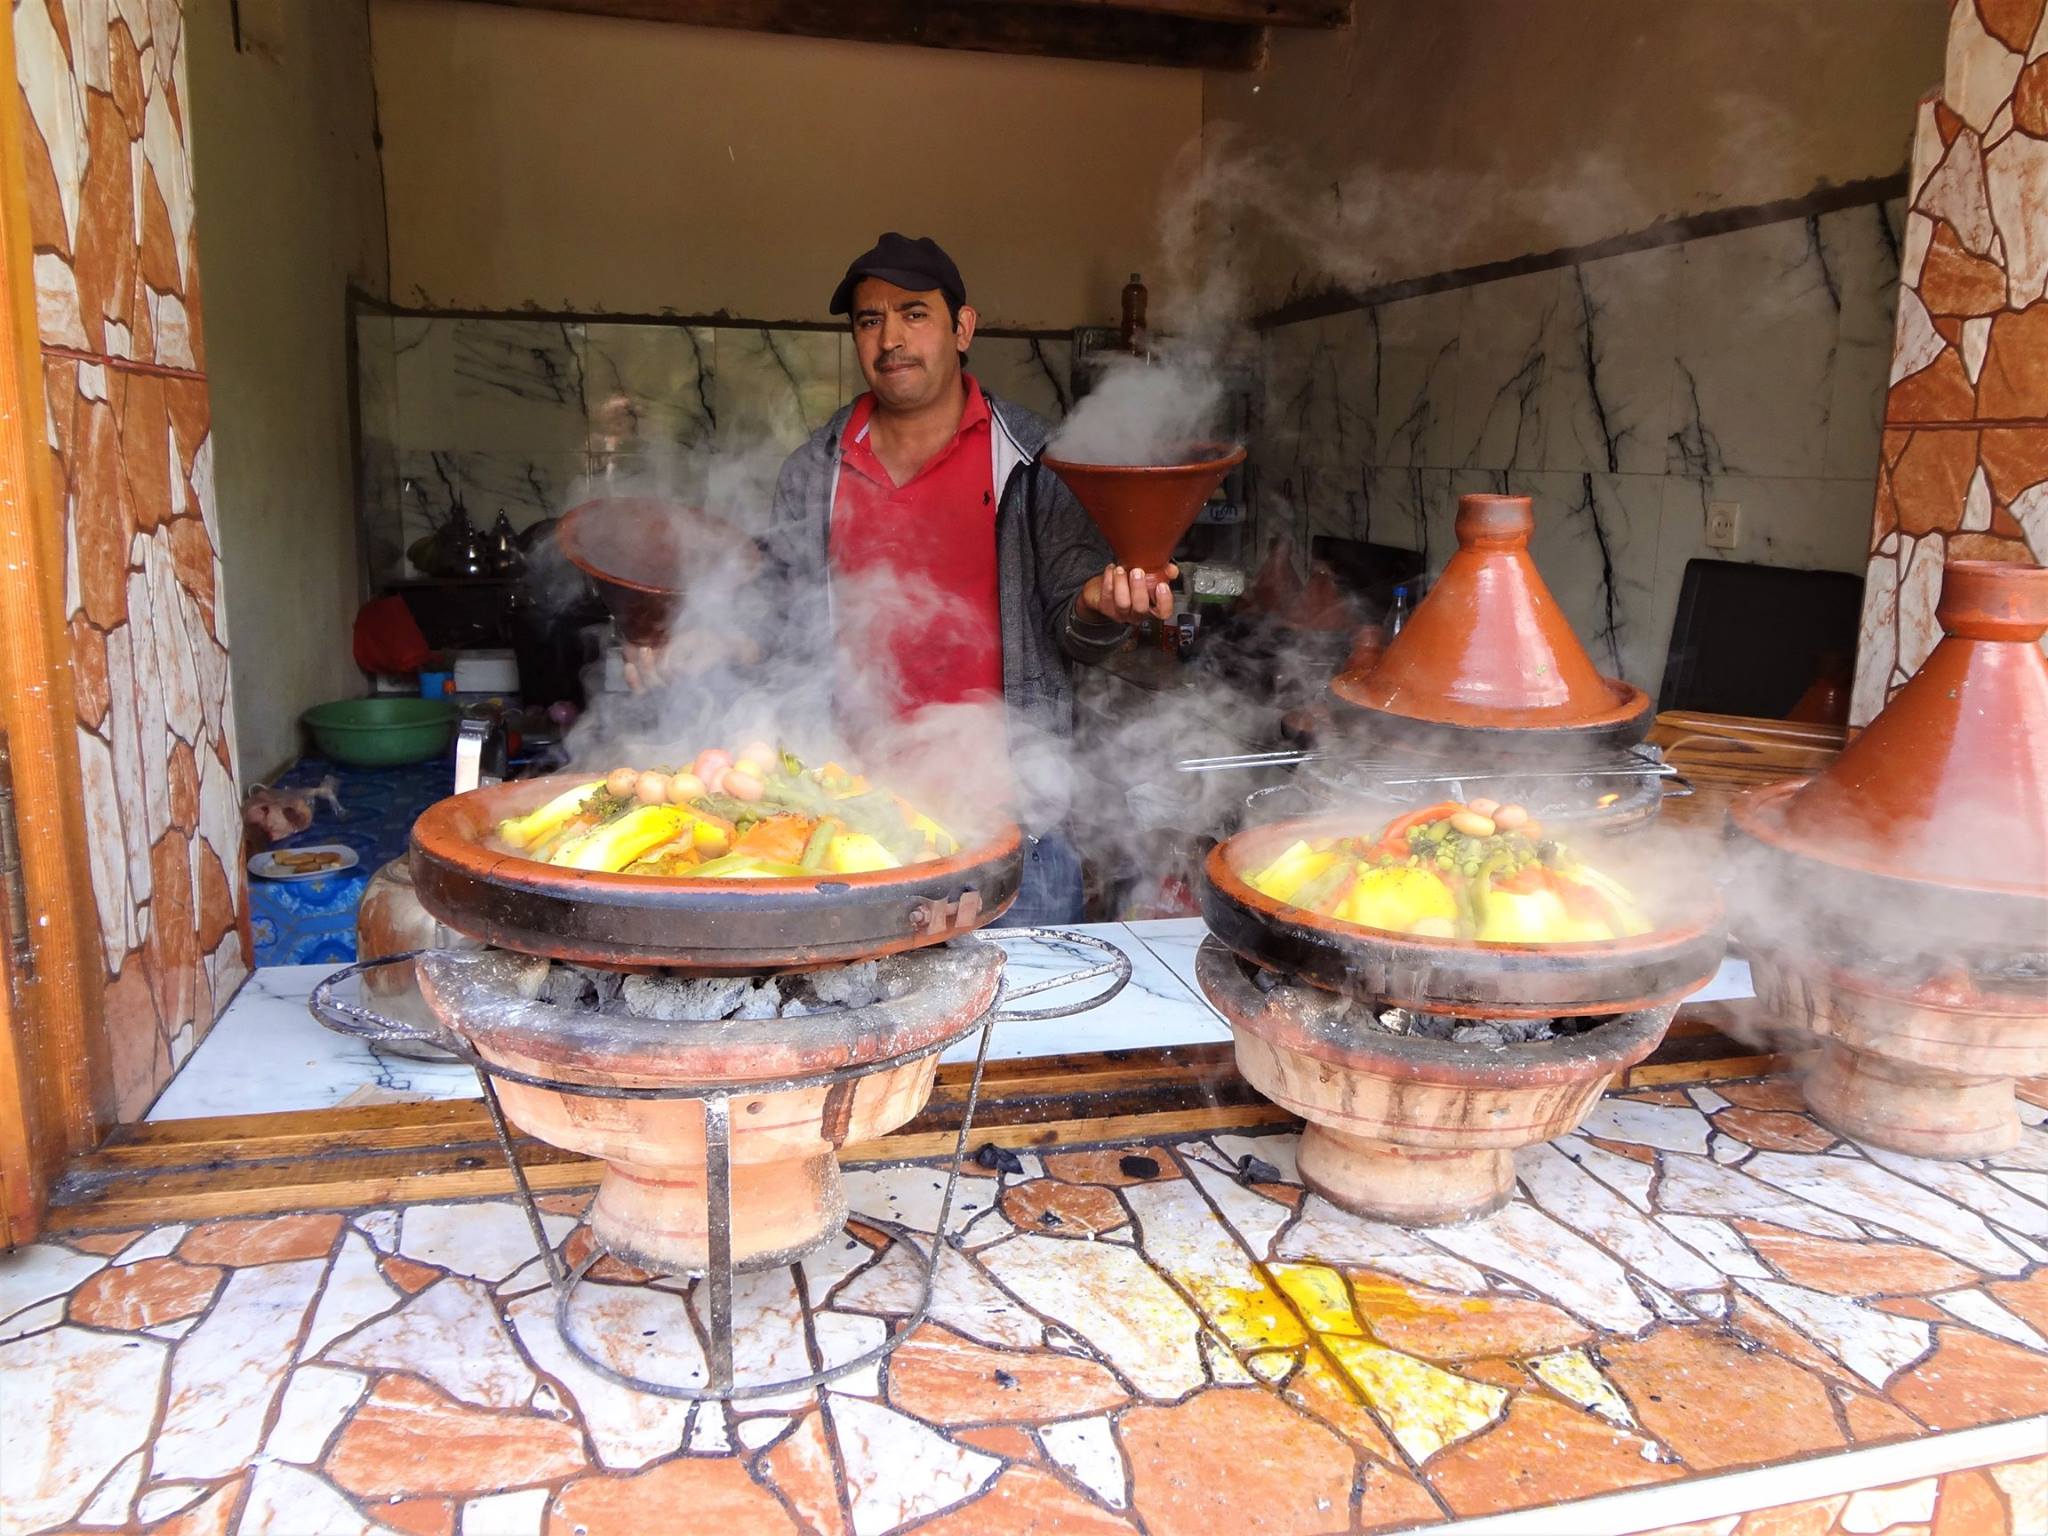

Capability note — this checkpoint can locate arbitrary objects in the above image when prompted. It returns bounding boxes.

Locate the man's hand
[1080,562,1178,625]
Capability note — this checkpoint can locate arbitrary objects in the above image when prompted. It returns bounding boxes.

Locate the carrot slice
[732,814,813,865]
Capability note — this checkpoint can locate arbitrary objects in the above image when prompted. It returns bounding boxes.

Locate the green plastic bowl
[301,697,458,766]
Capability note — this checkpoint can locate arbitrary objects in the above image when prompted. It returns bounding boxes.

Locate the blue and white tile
[583,322,717,456]
[449,317,590,456]
[146,965,478,1121]
[712,328,841,454]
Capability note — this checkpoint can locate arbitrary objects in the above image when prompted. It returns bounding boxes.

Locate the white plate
[248,843,361,882]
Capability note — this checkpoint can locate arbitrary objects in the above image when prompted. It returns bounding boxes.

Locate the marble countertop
[143,919,1755,1122]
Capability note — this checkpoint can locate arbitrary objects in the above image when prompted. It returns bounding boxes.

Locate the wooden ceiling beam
[458,0,1273,70]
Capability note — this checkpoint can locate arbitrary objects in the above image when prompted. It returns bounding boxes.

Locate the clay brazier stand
[1730,559,2048,1158]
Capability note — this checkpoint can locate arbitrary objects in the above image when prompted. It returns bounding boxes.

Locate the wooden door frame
[0,15,115,1246]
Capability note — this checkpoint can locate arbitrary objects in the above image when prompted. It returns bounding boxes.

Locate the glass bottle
[1120,273,1148,352]
[1386,583,1413,639]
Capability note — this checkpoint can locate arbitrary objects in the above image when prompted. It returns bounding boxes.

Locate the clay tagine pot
[1729,559,2048,1158]
[1042,442,1244,572]
[557,498,763,649]
[416,943,1004,1273]
[1330,494,1650,753]
[1196,938,1676,1224]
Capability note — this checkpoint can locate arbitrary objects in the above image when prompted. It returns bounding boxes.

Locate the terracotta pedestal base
[1199,938,1679,1226]
[416,945,1003,1274]
[1802,1040,2017,1160]
[1296,1124,1514,1226]
[1751,952,2046,1161]
[498,1063,934,1273]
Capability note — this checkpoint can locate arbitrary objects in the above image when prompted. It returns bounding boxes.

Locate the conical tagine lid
[1331,494,1649,732]
[1733,559,2048,899]
[1042,442,1244,573]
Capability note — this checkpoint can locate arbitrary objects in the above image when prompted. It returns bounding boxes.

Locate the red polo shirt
[830,376,1003,716]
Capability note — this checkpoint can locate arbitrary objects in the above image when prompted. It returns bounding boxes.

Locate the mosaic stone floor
[3,1077,2046,1536]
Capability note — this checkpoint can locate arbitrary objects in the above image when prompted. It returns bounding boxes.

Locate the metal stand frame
[310,928,1130,1401]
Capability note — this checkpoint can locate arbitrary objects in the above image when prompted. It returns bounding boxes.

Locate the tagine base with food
[1198,797,1722,1224]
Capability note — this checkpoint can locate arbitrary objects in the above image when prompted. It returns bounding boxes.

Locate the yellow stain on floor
[1179,1274,1309,1351]
[1528,1348,1637,1427]
[1349,1270,1491,1321]
[1321,1335,1510,1464]
[1271,1264,1363,1335]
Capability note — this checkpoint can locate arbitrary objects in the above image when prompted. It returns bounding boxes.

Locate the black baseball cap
[829,233,966,316]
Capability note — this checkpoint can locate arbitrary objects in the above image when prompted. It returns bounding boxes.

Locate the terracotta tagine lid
[557,497,762,648]
[1732,559,2048,899]
[1042,442,1245,572]
[1331,494,1649,733]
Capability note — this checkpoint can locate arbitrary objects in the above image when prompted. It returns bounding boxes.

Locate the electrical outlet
[1706,501,1741,551]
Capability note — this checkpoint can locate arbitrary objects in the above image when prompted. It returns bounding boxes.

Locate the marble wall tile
[1514,470,1665,687]
[1253,201,1905,696]
[1545,246,1683,478]
[583,322,716,456]
[390,315,453,450]
[1450,269,1567,473]
[971,337,1073,422]
[1820,201,1907,483]
[448,318,589,456]
[1671,219,1842,480]
[711,328,841,454]
[1372,289,1465,471]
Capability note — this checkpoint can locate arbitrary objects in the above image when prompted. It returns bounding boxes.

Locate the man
[768,233,1173,923]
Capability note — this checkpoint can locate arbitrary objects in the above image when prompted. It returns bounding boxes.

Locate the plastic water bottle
[1386,583,1413,639]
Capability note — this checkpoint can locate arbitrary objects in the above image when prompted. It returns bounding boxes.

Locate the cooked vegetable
[1243,800,1650,943]
[497,779,604,850]
[493,750,955,881]
[555,804,698,872]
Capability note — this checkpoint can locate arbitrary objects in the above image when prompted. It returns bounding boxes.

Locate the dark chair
[1657,559,1865,718]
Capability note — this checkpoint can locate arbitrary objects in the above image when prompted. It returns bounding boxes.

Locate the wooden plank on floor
[47,1010,1779,1230]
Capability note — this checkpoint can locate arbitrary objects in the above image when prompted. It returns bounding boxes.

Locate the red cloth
[830,376,1002,715]
[352,595,430,675]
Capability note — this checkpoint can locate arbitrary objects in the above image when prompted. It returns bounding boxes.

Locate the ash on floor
[533,959,891,1021]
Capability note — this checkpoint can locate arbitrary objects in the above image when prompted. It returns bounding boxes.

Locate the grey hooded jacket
[765,385,1129,744]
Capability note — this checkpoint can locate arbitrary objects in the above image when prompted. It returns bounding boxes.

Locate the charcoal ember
[809,960,880,1009]
[1236,1154,1286,1186]
[1451,1023,1509,1047]
[588,969,625,1008]
[1252,967,1285,993]
[733,978,783,1020]
[777,997,815,1018]
[975,1142,1024,1174]
[618,974,750,1021]
[540,967,598,1009]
